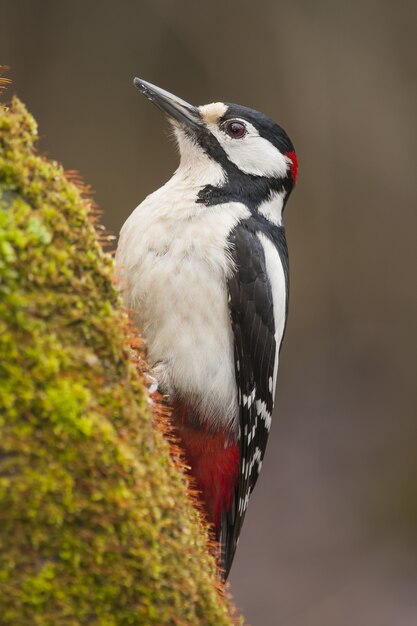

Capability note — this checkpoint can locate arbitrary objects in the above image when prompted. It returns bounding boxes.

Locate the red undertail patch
[172,400,239,536]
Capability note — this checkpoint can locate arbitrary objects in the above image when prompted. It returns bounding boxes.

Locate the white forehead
[198,102,228,124]
[199,103,290,178]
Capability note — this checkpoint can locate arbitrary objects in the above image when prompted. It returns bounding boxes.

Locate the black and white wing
[221,218,289,578]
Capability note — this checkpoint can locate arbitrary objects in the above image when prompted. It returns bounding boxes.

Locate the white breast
[116,169,251,430]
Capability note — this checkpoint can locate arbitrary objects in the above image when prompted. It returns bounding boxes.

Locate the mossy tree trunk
[0,89,241,625]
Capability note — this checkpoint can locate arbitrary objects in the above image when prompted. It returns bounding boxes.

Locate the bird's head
[134,78,297,213]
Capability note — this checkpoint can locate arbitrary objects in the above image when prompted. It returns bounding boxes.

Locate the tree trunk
[0,85,240,626]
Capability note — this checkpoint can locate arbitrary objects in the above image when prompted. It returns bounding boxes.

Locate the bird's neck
[256,189,285,226]
[173,149,226,191]
[171,137,287,223]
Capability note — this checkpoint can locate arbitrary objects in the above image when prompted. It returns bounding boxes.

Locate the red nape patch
[172,401,239,535]
[285,150,298,183]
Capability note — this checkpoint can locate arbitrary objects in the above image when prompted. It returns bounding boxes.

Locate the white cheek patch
[209,121,290,178]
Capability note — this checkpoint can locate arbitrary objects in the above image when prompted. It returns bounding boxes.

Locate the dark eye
[225,120,246,139]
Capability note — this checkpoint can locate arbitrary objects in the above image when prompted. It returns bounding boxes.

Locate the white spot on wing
[256,399,272,431]
[245,446,262,480]
[256,232,287,404]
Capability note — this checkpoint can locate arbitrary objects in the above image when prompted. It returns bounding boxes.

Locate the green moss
[0,96,240,625]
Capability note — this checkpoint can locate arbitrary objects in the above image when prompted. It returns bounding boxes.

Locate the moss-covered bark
[0,91,240,625]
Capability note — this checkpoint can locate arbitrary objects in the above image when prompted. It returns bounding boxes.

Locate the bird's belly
[140,248,238,429]
[117,198,251,430]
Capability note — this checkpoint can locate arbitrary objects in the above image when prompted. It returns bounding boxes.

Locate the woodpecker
[116,78,297,580]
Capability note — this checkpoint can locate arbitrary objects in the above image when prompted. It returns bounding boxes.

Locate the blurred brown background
[2,1,416,624]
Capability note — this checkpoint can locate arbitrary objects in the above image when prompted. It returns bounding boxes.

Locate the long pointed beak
[133,77,201,130]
